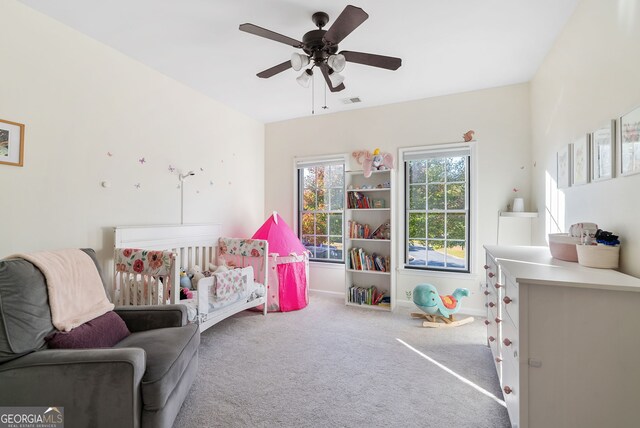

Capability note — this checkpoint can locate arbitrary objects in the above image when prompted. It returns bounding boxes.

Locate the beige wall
[0,1,265,270]
[530,0,640,276]
[266,84,532,314]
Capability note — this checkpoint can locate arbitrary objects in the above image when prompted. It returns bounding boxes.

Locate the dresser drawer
[485,315,503,382]
[485,286,500,314]
[484,254,499,286]
[488,327,499,355]
[484,310,502,346]
[503,276,519,328]
[501,314,519,367]
[502,357,520,427]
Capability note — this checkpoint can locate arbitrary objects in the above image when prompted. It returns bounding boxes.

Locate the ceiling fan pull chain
[322,82,328,110]
[311,72,315,115]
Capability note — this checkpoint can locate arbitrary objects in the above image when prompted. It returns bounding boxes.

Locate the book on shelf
[348,285,386,306]
[348,220,371,239]
[348,248,389,272]
[347,191,372,209]
[348,220,391,240]
[370,295,391,307]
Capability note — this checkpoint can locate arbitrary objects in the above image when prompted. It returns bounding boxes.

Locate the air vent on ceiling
[341,97,362,104]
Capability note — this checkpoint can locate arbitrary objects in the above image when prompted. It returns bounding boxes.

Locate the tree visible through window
[406,153,469,271]
[298,163,344,262]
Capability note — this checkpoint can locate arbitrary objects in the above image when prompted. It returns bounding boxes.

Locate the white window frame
[293,154,348,264]
[397,143,478,276]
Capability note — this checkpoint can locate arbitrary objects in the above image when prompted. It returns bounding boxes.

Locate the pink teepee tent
[252,212,309,312]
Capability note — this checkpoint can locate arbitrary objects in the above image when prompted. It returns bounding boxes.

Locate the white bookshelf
[344,169,396,311]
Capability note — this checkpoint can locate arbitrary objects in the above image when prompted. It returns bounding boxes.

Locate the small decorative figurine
[463,130,475,142]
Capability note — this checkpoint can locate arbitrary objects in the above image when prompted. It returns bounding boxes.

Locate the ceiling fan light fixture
[291,53,310,71]
[296,69,313,88]
[327,54,346,73]
[328,70,345,87]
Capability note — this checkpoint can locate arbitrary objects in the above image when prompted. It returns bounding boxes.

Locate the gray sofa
[0,249,199,428]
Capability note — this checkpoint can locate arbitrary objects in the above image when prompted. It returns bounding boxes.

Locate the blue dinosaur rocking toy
[411,283,474,328]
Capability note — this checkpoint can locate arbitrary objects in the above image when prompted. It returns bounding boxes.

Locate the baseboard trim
[309,293,486,317]
[309,289,344,299]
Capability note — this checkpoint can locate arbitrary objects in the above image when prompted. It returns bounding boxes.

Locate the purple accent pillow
[45,311,130,349]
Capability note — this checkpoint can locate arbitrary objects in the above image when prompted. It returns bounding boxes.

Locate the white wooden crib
[113,224,268,332]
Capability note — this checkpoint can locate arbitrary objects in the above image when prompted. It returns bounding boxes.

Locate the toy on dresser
[410,283,474,328]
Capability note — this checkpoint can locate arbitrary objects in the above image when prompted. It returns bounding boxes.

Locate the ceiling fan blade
[320,63,346,92]
[257,60,292,78]
[239,23,303,48]
[341,51,402,70]
[323,5,369,46]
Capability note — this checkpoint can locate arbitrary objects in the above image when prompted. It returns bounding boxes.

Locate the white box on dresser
[484,245,640,428]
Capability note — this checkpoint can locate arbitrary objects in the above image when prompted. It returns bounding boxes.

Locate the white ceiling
[19,0,578,123]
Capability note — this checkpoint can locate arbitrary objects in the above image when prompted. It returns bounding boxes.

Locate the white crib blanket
[181,266,264,324]
[211,267,247,303]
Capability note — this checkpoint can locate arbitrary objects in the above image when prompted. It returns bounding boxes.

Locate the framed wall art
[0,118,25,167]
[619,105,640,176]
[572,135,589,186]
[557,144,571,189]
[591,120,615,181]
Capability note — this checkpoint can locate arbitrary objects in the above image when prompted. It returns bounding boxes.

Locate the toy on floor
[411,283,474,328]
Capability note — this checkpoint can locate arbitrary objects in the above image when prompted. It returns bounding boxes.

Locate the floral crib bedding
[113,248,174,305]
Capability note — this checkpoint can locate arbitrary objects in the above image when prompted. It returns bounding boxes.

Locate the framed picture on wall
[619,105,640,176]
[572,135,589,186]
[557,144,571,189]
[0,118,25,167]
[591,120,615,181]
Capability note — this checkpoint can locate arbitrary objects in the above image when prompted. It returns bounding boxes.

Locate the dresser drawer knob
[488,302,496,308]
[495,317,502,324]
[489,336,496,342]
[488,272,495,278]
[495,357,502,363]
[484,320,490,325]
[503,296,512,304]
[503,386,513,395]
[484,264,490,270]
[484,290,490,296]
[495,283,502,289]
[503,338,512,346]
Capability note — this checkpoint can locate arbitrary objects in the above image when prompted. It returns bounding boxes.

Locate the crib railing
[114,271,172,305]
[113,245,220,305]
[113,224,223,306]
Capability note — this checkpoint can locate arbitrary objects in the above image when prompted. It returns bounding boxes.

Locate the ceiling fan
[239,5,402,92]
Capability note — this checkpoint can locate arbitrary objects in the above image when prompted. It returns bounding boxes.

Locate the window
[297,160,345,263]
[404,147,471,272]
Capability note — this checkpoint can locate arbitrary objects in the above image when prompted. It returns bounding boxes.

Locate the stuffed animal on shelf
[411,283,474,328]
[352,148,394,178]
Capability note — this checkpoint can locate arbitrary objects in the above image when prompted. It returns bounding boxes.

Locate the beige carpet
[174,292,510,428]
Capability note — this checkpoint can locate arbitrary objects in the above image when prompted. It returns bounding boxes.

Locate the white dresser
[483,245,640,428]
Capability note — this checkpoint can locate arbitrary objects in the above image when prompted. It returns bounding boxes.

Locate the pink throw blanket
[11,249,114,331]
